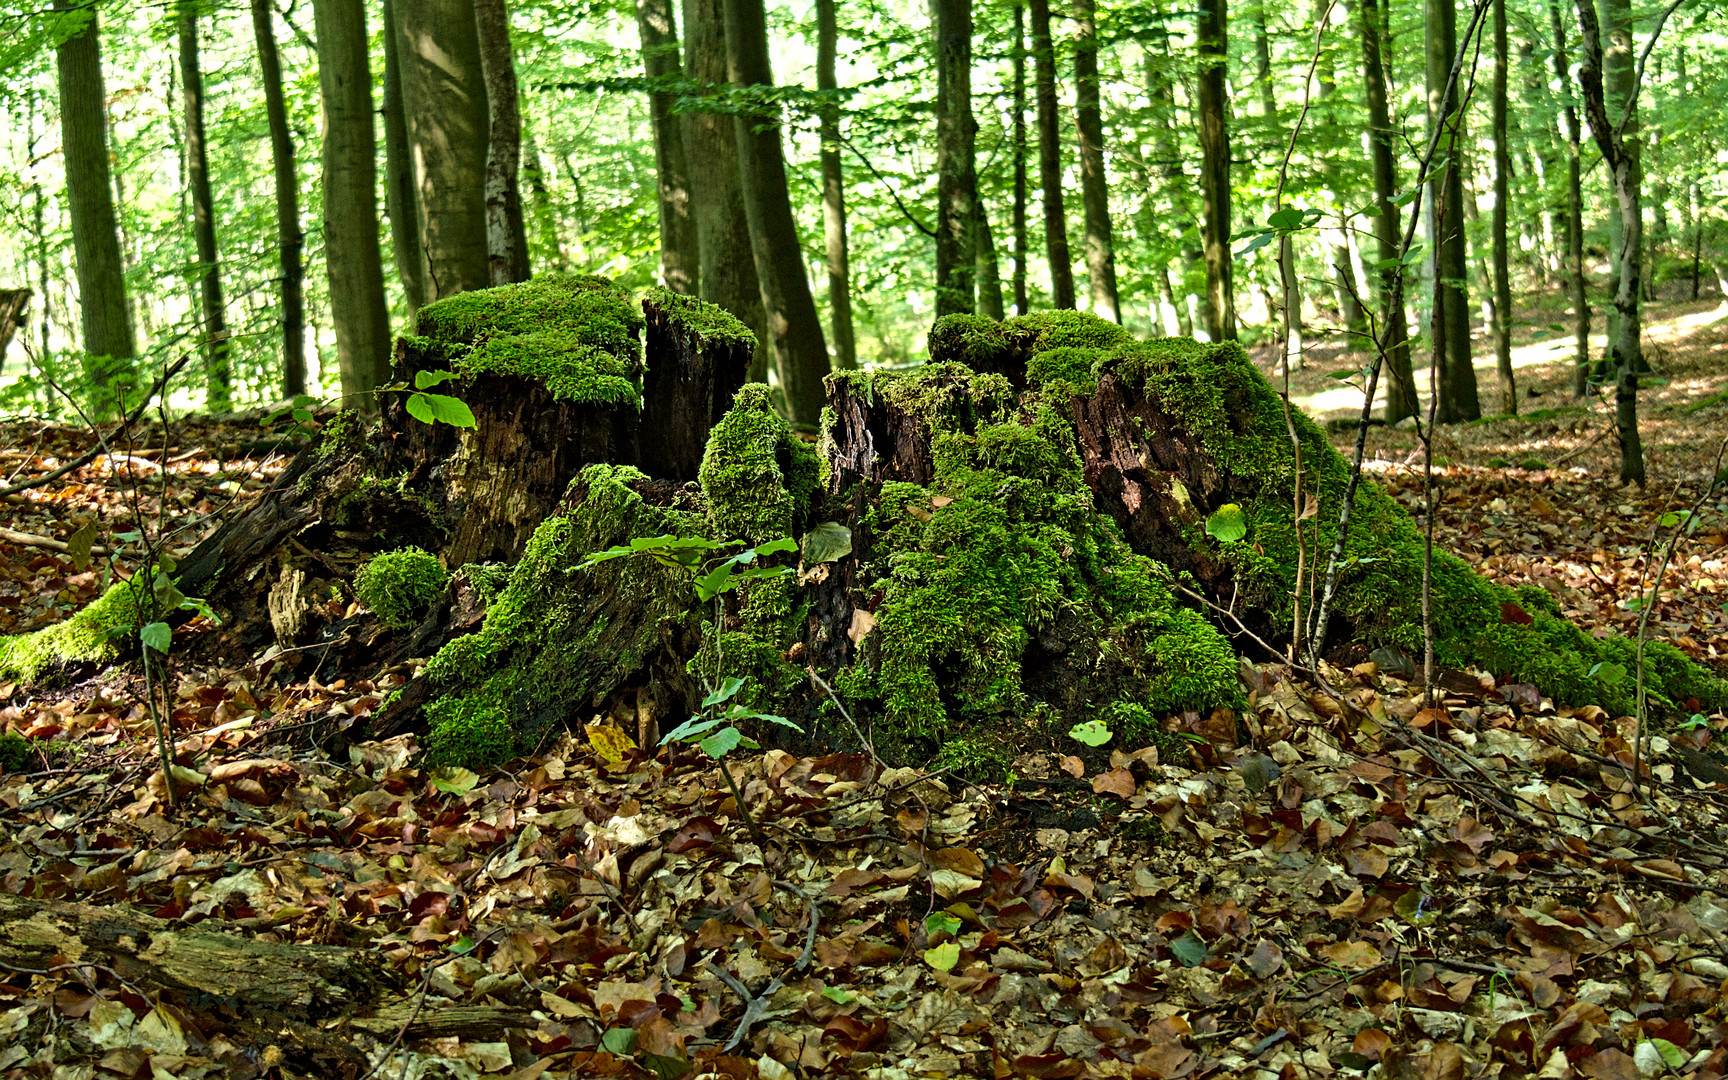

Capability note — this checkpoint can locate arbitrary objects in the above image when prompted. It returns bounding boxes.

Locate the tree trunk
[398,0,491,300]
[1029,0,1075,308]
[1425,0,1479,422]
[1072,0,1119,322]
[1011,1,1029,315]
[1491,0,1516,414]
[721,0,830,427]
[816,0,857,367]
[934,0,976,316]
[1313,0,1366,343]
[639,0,700,295]
[313,0,394,407]
[0,290,28,372]
[1546,0,1589,396]
[1249,1,1276,120]
[474,0,531,286]
[252,0,306,399]
[382,0,428,315]
[1358,0,1415,421]
[1195,0,1235,341]
[976,210,1007,320]
[682,0,771,380]
[1596,0,1638,348]
[179,0,233,412]
[54,0,137,400]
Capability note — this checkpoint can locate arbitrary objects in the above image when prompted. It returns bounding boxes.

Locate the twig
[714,880,819,1052]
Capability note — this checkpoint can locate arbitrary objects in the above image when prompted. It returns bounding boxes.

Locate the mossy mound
[0,580,153,685]
[642,286,756,350]
[354,548,449,630]
[410,275,645,406]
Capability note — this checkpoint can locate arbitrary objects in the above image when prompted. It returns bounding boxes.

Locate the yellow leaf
[586,724,636,765]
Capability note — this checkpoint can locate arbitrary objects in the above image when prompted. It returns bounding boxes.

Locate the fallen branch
[0,526,110,558]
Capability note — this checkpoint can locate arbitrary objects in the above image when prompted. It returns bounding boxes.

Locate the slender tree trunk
[1596,0,1638,349]
[1425,0,1478,421]
[720,0,830,427]
[382,0,427,314]
[1250,2,1276,119]
[1491,0,1515,414]
[313,0,393,405]
[976,210,1007,319]
[252,0,305,399]
[816,0,856,366]
[54,0,136,399]
[474,0,530,285]
[934,0,976,316]
[1546,0,1589,395]
[682,0,770,379]
[1195,0,1235,341]
[1029,0,1075,308]
[521,131,567,271]
[397,0,491,300]
[1314,0,1365,341]
[1072,0,1119,321]
[1358,0,1414,421]
[639,0,699,295]
[1011,1,1029,315]
[179,1,232,412]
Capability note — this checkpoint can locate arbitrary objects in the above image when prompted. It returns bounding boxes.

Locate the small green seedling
[1069,719,1113,747]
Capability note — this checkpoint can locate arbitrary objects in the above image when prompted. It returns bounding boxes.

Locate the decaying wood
[0,288,27,370]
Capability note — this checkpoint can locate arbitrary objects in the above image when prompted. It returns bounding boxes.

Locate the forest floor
[1,292,1728,1079]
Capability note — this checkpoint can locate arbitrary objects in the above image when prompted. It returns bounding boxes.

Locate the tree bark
[179,1,233,412]
[1491,0,1516,414]
[313,0,394,406]
[639,0,700,295]
[252,0,306,399]
[474,0,531,285]
[397,0,491,300]
[1596,0,1638,346]
[682,0,771,380]
[1072,0,1119,322]
[54,0,137,399]
[1425,0,1479,422]
[1011,0,1029,315]
[934,0,976,316]
[720,0,830,427]
[1029,0,1075,308]
[382,0,428,315]
[817,0,857,366]
[1249,1,1276,120]
[975,210,1007,319]
[1546,0,1589,395]
[1195,0,1235,341]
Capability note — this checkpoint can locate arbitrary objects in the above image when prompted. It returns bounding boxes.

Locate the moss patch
[0,580,152,684]
[699,384,819,545]
[355,548,448,630]
[414,276,645,407]
[644,286,756,349]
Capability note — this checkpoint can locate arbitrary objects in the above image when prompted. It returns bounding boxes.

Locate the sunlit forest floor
[1,288,1726,1077]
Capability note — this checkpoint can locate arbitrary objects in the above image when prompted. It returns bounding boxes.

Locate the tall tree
[397,0,490,300]
[251,0,305,398]
[682,0,770,379]
[1195,0,1235,340]
[1358,0,1415,421]
[1029,0,1075,308]
[976,212,1007,319]
[1546,0,1588,395]
[720,0,831,426]
[934,0,976,316]
[638,0,699,294]
[1425,0,1479,421]
[816,0,857,366]
[53,0,137,398]
[1573,0,1653,483]
[178,0,232,411]
[1072,0,1119,321]
[382,0,427,313]
[313,0,393,404]
[1490,0,1515,414]
[474,0,531,285]
[1011,1,1029,315]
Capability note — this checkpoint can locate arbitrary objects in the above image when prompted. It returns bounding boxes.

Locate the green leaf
[291,408,312,422]
[755,536,798,556]
[699,726,743,758]
[414,368,460,389]
[922,941,961,972]
[1391,188,1420,207]
[1401,244,1426,265]
[431,767,480,795]
[1648,1038,1686,1069]
[64,521,97,572]
[925,911,962,939]
[601,1027,638,1056]
[1360,203,1384,217]
[1235,232,1276,259]
[1205,503,1248,543]
[1268,207,1305,230]
[1069,719,1112,746]
[1326,369,1360,381]
[1170,929,1208,967]
[420,393,477,428]
[140,621,171,656]
[404,392,434,425]
[1588,661,1628,685]
[821,986,856,1004]
[694,560,735,602]
[660,715,727,745]
[801,522,853,565]
[703,677,746,709]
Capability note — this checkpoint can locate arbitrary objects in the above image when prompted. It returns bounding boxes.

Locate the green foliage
[354,548,448,630]
[642,287,757,349]
[0,579,152,684]
[699,383,820,544]
[0,732,31,774]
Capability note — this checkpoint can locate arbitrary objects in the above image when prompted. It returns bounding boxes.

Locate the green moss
[928,310,1135,375]
[699,383,816,544]
[333,473,447,532]
[354,548,448,630]
[458,562,512,604]
[317,409,368,459]
[0,580,152,684]
[423,677,517,769]
[644,286,757,349]
[0,732,30,774]
[1026,347,1101,395]
[414,276,645,407]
